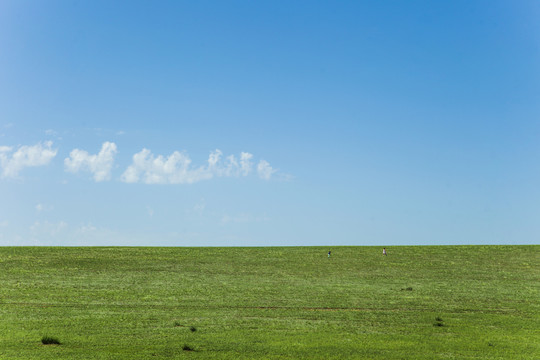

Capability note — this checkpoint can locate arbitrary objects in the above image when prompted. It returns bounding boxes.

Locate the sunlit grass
[0,245,537,359]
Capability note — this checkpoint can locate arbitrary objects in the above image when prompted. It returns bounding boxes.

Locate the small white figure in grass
[328,251,331,258]
[382,247,387,256]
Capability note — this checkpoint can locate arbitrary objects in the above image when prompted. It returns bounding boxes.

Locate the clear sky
[0,1,539,246]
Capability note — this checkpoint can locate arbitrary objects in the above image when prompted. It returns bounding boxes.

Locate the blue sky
[0,0,539,246]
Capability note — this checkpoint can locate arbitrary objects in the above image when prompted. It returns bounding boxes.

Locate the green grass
[0,246,538,359]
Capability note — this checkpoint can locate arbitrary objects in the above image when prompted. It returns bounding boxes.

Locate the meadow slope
[0,246,538,359]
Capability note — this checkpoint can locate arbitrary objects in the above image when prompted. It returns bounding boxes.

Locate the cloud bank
[0,141,57,178]
[64,142,117,182]
[1,141,283,183]
[121,148,276,184]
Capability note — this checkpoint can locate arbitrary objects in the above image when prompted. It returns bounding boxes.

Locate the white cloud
[30,220,68,237]
[121,148,261,184]
[45,129,63,140]
[240,152,253,176]
[0,220,8,227]
[0,141,57,178]
[35,203,54,212]
[193,199,206,215]
[221,213,271,224]
[26,221,120,246]
[64,142,117,182]
[221,214,251,224]
[121,148,203,184]
[77,223,97,234]
[257,160,277,180]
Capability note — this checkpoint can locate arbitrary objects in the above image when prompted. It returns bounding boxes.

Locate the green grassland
[0,246,538,359]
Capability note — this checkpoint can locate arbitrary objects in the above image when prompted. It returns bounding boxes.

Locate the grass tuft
[173,321,181,327]
[433,316,445,327]
[190,326,197,332]
[41,336,61,345]
[182,344,194,351]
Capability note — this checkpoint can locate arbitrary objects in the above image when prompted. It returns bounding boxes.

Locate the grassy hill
[0,246,538,359]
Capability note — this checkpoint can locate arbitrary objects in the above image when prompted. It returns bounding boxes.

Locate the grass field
[0,246,538,359]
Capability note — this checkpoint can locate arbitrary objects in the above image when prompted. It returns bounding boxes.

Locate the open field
[0,246,538,359]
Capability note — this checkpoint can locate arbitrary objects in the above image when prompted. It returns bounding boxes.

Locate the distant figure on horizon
[382,248,387,256]
[328,251,331,258]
